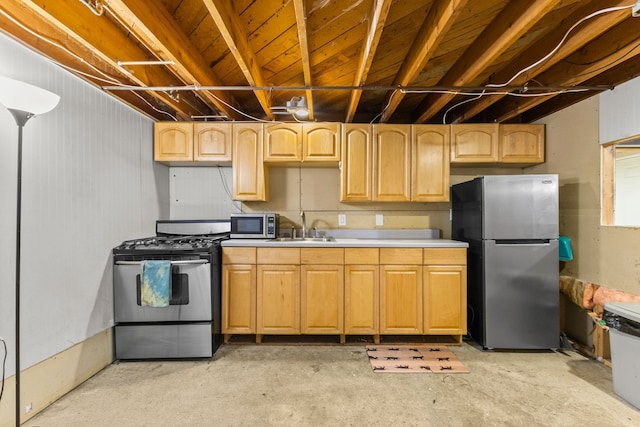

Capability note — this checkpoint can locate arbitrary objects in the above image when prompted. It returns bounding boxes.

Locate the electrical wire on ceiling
[438,3,638,124]
[0,7,178,121]
[2,3,635,124]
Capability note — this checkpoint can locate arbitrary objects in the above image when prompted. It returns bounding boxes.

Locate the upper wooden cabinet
[450,123,499,163]
[154,122,194,163]
[194,123,232,162]
[373,124,411,202]
[340,124,372,201]
[264,123,302,162]
[451,123,545,166]
[499,124,544,164]
[155,122,232,165]
[303,123,341,163]
[264,123,342,163]
[412,125,450,202]
[232,123,267,201]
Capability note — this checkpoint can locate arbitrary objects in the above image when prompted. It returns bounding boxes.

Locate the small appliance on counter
[230,212,279,238]
[112,219,230,360]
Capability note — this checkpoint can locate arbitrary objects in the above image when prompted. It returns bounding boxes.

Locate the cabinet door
[194,123,232,162]
[232,123,267,201]
[257,265,300,334]
[412,125,450,202]
[154,122,193,162]
[372,124,411,201]
[264,123,302,162]
[222,265,256,334]
[303,123,341,162]
[423,265,467,335]
[301,265,344,334]
[380,265,423,334]
[450,124,499,163]
[340,124,372,201]
[345,265,379,335]
[499,124,544,164]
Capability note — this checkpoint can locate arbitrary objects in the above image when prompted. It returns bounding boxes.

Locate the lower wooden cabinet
[222,245,467,342]
[257,265,300,334]
[222,264,256,334]
[423,265,466,335]
[301,265,344,334]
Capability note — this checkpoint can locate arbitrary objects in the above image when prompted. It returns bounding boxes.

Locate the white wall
[0,33,169,378]
[600,77,640,142]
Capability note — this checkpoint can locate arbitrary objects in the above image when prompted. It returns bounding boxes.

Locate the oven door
[114,259,212,322]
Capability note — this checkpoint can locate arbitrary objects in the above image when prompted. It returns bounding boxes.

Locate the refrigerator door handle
[494,239,553,246]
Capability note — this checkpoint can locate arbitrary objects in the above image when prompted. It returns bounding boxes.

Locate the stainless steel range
[112,220,230,359]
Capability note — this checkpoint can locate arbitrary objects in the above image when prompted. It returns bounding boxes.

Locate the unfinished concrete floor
[24,341,640,426]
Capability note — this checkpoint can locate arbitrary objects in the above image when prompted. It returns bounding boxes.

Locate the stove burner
[115,234,227,252]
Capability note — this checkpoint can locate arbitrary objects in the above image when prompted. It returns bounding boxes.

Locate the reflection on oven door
[114,261,212,322]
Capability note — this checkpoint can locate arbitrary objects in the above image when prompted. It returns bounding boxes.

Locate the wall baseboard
[0,328,112,426]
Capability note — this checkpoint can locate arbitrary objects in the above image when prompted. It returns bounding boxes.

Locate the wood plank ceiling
[1,0,639,124]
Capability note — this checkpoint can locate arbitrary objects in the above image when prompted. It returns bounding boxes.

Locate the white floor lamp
[0,75,60,426]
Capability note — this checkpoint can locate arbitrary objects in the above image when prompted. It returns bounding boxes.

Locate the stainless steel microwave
[230,213,279,239]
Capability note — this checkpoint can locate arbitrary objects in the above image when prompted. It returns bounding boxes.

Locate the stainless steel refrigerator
[451,174,559,350]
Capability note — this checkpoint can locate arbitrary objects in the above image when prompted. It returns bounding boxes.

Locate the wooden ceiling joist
[293,0,314,120]
[379,0,468,123]
[413,0,562,124]
[203,0,273,120]
[344,0,392,123]
[105,0,241,120]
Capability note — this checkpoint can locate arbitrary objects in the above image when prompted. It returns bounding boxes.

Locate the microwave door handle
[115,259,209,266]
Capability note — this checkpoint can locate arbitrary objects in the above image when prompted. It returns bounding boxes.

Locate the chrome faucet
[300,210,307,238]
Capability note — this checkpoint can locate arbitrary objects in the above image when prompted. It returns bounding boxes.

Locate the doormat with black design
[365,345,469,373]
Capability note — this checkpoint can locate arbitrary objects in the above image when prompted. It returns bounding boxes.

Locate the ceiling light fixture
[271,96,309,119]
[286,96,309,118]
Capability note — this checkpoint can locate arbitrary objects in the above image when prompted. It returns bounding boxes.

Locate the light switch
[338,214,346,226]
[376,214,384,226]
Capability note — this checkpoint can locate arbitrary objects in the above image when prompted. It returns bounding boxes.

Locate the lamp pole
[9,109,33,427]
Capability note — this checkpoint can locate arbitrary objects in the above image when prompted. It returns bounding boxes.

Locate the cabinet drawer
[257,247,300,264]
[223,247,256,264]
[345,248,379,265]
[301,248,344,264]
[380,248,423,265]
[423,248,467,265]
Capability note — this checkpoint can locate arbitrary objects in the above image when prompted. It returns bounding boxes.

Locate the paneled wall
[0,32,169,381]
[531,93,640,295]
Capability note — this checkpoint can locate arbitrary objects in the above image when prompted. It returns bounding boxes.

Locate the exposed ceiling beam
[293,0,314,120]
[105,0,241,120]
[203,0,273,120]
[345,0,392,123]
[453,0,632,123]
[488,19,640,122]
[379,0,468,123]
[521,58,640,123]
[413,0,562,123]
[0,0,205,120]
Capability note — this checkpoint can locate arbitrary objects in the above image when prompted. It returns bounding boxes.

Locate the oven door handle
[115,260,209,266]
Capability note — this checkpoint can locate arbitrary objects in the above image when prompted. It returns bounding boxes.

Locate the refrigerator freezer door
[483,175,558,240]
[483,239,559,349]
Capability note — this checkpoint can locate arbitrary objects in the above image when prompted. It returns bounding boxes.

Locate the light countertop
[221,238,468,248]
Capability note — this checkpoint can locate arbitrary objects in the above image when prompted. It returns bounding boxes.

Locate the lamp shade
[0,74,60,115]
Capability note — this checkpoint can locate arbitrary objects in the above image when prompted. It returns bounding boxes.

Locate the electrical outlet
[376,213,383,226]
[338,214,346,226]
